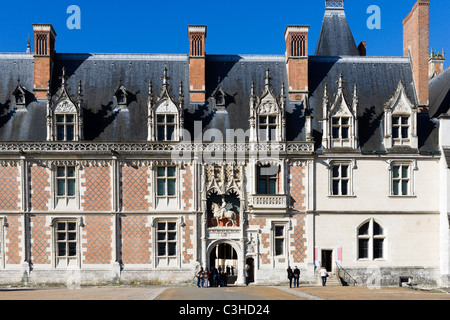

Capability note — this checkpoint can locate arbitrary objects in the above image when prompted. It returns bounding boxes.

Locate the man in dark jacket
[293,266,301,287]
[287,266,294,288]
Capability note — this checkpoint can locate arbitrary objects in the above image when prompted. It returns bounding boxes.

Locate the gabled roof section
[315,0,360,56]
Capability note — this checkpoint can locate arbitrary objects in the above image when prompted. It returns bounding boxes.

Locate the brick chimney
[403,0,430,111]
[188,25,207,102]
[284,25,309,101]
[33,24,57,99]
[429,48,445,79]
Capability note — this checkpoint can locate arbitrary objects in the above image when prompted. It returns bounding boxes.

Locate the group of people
[287,266,329,287]
[196,266,234,288]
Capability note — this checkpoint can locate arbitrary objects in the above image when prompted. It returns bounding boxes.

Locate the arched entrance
[207,241,241,285]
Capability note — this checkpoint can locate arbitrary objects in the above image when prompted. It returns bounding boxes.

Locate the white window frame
[153,218,180,269]
[389,161,416,197]
[258,114,279,142]
[52,218,81,268]
[55,113,76,142]
[357,219,386,261]
[156,114,177,142]
[271,222,289,259]
[328,160,355,197]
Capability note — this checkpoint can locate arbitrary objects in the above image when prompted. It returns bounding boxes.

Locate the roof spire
[264,68,272,91]
[26,36,31,54]
[161,67,170,89]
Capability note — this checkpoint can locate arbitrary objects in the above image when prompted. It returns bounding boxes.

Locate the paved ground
[0,285,449,301]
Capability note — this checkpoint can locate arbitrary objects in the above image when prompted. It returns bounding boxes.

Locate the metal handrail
[335,262,357,286]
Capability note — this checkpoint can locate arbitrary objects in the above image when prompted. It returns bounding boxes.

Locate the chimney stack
[188,25,207,102]
[429,48,445,79]
[285,25,310,101]
[33,24,57,99]
[403,0,430,112]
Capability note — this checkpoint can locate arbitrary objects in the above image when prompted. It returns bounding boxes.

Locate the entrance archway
[207,241,240,285]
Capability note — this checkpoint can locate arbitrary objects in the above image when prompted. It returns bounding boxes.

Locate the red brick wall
[0,166,20,212]
[29,165,50,211]
[82,215,112,264]
[81,166,111,212]
[121,215,151,265]
[121,166,151,211]
[291,213,306,263]
[182,215,194,264]
[30,215,51,265]
[182,166,194,211]
[33,56,52,99]
[289,165,306,211]
[5,215,22,265]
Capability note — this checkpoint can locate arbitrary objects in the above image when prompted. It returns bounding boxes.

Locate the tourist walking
[287,266,294,288]
[320,267,329,286]
[203,268,210,288]
[293,266,300,287]
[196,267,204,288]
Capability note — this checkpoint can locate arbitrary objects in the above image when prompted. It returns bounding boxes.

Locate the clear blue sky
[0,0,448,68]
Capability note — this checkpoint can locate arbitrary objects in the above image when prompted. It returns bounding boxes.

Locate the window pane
[58,243,66,257]
[67,167,76,178]
[393,180,399,196]
[275,226,284,237]
[57,180,66,196]
[158,232,166,241]
[168,223,176,231]
[157,179,166,196]
[158,243,166,256]
[268,180,277,195]
[66,125,75,141]
[332,166,340,178]
[402,166,409,179]
[333,180,340,195]
[401,127,409,138]
[68,243,77,257]
[57,222,66,231]
[358,239,369,259]
[359,223,370,236]
[269,116,277,124]
[157,167,166,177]
[168,243,177,256]
[341,165,349,178]
[166,115,175,123]
[373,222,383,236]
[332,118,339,125]
[157,115,165,123]
[57,232,66,241]
[374,239,384,259]
[167,167,176,177]
[168,179,176,196]
[56,115,65,123]
[402,180,408,196]
[158,223,166,231]
[168,232,177,241]
[392,127,399,139]
[68,232,77,241]
[166,125,175,141]
[393,166,400,179]
[258,180,267,194]
[259,128,267,141]
[275,239,284,256]
[341,180,349,195]
[68,223,76,231]
[401,117,409,125]
[259,116,267,124]
[67,180,76,197]
[157,126,165,141]
[392,117,400,125]
[57,167,66,177]
[57,126,65,141]
[66,115,75,123]
[332,127,340,139]
[342,127,349,139]
[341,118,350,125]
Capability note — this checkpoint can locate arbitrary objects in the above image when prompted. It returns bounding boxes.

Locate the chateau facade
[0,0,449,287]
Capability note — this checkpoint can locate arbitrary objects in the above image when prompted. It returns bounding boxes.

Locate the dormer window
[56,114,75,141]
[115,85,128,109]
[383,81,418,149]
[321,75,359,150]
[13,79,27,109]
[157,114,176,141]
[249,69,286,143]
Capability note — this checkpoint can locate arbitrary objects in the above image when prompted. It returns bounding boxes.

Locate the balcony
[249,194,289,213]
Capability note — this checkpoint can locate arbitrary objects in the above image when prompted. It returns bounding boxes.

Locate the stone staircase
[316,272,342,286]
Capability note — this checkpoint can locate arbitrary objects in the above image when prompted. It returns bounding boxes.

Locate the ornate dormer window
[13,79,27,109]
[148,68,184,142]
[114,83,128,109]
[249,69,286,142]
[47,68,83,141]
[383,81,418,149]
[322,74,359,150]
[212,78,227,112]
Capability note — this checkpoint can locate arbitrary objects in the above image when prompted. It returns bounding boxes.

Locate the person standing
[293,266,300,288]
[320,267,329,286]
[196,267,204,288]
[287,266,294,288]
[245,264,250,286]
